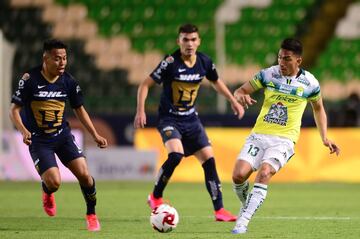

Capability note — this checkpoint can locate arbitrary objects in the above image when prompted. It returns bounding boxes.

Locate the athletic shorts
[29,133,84,175]
[157,114,210,156]
[237,133,295,172]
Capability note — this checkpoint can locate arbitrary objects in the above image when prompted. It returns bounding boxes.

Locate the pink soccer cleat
[42,191,56,216]
[147,193,163,210]
[214,208,237,222]
[86,214,101,232]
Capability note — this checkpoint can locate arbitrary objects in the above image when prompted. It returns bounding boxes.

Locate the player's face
[177,32,200,57]
[44,48,67,76]
[278,48,302,76]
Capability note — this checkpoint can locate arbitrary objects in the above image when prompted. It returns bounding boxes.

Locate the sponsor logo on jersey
[267,81,275,88]
[177,74,202,82]
[297,77,310,86]
[270,94,298,103]
[178,68,186,72]
[272,73,282,79]
[263,102,288,126]
[279,84,293,94]
[37,85,46,89]
[17,74,29,90]
[153,58,172,79]
[34,91,67,98]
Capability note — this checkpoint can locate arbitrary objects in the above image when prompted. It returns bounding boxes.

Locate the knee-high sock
[233,181,250,205]
[153,152,183,198]
[237,183,268,226]
[202,157,223,211]
[80,177,97,215]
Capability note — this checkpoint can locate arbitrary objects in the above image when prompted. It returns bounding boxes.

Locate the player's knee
[256,168,273,183]
[232,173,247,184]
[46,178,61,192]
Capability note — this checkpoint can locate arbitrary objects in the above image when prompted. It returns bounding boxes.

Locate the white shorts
[237,133,295,172]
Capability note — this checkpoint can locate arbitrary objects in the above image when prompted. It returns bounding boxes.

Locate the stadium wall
[135,128,360,183]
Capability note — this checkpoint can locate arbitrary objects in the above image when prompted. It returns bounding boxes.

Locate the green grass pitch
[0,181,359,239]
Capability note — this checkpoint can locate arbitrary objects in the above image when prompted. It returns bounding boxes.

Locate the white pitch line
[174,215,353,220]
[255,216,352,220]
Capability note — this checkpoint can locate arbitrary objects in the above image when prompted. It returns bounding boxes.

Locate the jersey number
[247,144,260,157]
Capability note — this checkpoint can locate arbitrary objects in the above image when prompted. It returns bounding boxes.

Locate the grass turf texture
[0,181,359,238]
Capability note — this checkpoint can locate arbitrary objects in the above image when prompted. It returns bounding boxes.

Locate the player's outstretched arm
[134,76,155,128]
[211,79,245,119]
[310,98,340,156]
[234,82,257,109]
[73,106,108,148]
[9,103,32,145]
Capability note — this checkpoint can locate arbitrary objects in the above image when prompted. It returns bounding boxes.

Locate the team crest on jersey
[263,102,288,126]
[296,87,304,97]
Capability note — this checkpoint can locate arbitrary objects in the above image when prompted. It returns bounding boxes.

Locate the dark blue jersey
[150,49,218,117]
[11,66,84,137]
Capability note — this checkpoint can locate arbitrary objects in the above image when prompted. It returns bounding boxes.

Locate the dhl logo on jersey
[34,91,67,98]
[176,74,202,82]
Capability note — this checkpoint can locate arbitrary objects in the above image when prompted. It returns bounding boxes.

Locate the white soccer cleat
[231,223,247,234]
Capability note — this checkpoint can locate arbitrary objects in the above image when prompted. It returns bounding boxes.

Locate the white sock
[233,181,249,204]
[237,183,268,226]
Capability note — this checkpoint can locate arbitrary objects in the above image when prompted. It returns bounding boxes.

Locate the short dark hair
[43,39,67,52]
[280,38,302,55]
[178,23,199,34]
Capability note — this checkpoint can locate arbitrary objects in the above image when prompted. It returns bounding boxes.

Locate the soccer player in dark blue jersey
[9,39,107,231]
[134,23,245,221]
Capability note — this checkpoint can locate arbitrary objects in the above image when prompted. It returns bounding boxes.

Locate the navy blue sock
[153,152,183,198]
[202,157,223,211]
[42,181,54,195]
[80,177,97,215]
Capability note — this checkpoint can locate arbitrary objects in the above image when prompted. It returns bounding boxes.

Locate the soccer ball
[150,204,179,233]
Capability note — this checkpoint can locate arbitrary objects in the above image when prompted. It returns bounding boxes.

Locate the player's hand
[231,100,245,120]
[323,138,340,156]
[134,111,147,129]
[94,134,108,149]
[22,130,32,145]
[234,89,257,109]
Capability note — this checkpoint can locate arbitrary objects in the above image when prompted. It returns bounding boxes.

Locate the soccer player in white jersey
[231,38,340,234]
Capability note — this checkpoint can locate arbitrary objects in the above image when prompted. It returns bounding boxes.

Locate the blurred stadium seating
[1,0,359,118]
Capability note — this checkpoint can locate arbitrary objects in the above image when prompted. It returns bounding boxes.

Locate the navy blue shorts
[157,114,210,156]
[29,133,84,175]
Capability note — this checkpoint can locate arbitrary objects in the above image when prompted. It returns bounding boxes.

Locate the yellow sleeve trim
[250,79,263,90]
